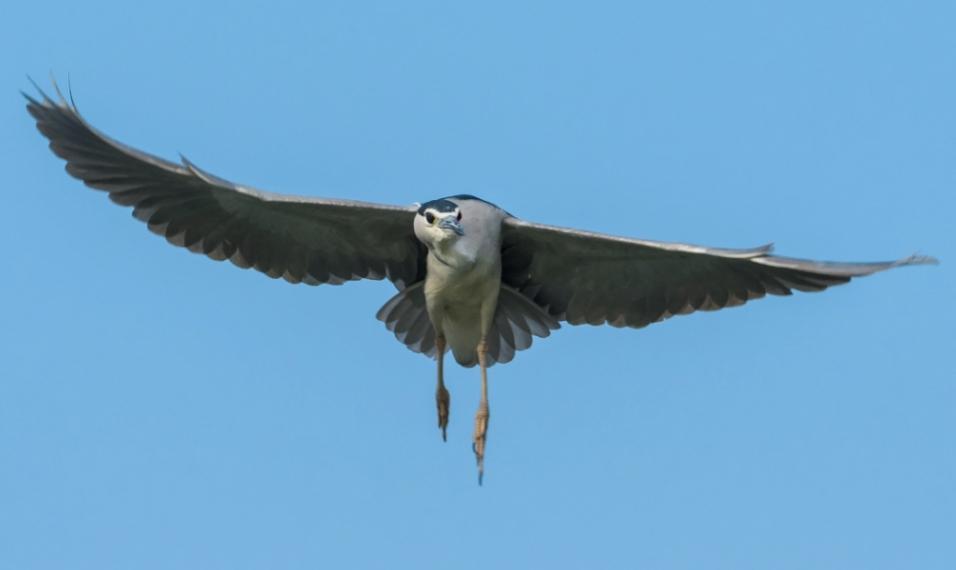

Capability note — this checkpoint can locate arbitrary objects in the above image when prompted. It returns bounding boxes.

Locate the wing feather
[501,217,935,328]
[25,81,425,290]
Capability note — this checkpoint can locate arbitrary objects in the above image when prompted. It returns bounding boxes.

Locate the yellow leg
[472,337,490,485]
[435,334,449,441]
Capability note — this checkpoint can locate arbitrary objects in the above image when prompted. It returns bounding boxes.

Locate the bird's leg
[435,333,450,441]
[472,337,490,485]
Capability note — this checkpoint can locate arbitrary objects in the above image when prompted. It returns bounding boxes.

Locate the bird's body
[417,197,507,366]
[25,79,936,483]
[424,252,500,368]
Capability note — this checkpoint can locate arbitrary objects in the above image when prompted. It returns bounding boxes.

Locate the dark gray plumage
[25,80,935,483]
[25,83,425,290]
[499,218,931,328]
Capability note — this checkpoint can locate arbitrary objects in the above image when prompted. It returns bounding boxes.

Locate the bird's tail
[375,283,559,367]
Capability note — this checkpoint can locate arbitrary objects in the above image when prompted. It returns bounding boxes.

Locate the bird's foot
[436,383,450,441]
[472,402,489,484]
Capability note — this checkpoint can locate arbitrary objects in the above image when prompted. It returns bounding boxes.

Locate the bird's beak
[438,216,465,236]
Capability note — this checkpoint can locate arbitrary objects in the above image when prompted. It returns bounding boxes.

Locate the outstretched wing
[26,82,425,289]
[501,217,935,328]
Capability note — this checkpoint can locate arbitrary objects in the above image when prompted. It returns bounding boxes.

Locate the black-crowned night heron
[25,81,935,484]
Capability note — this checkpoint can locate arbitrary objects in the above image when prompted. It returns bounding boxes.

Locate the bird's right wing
[26,82,425,289]
[501,217,935,327]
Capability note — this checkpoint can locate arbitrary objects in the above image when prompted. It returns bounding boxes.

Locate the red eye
[457,211,462,221]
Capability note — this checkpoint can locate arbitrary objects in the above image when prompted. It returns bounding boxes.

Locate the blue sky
[1,2,953,568]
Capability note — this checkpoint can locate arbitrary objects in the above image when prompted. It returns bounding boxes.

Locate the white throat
[429,236,476,270]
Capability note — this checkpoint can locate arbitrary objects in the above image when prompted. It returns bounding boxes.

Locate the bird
[25,79,936,484]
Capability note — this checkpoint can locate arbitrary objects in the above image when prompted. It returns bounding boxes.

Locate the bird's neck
[428,238,477,272]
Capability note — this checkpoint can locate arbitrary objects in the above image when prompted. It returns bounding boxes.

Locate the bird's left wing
[26,83,425,289]
[501,217,935,327]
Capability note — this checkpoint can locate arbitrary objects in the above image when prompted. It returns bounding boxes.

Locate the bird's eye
[425,212,435,224]
[457,211,462,221]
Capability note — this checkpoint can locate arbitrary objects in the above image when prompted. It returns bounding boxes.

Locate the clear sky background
[1,2,953,568]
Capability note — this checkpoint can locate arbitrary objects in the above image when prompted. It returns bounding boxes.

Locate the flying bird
[25,80,935,484]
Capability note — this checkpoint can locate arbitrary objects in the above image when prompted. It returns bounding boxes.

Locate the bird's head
[414,198,465,247]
